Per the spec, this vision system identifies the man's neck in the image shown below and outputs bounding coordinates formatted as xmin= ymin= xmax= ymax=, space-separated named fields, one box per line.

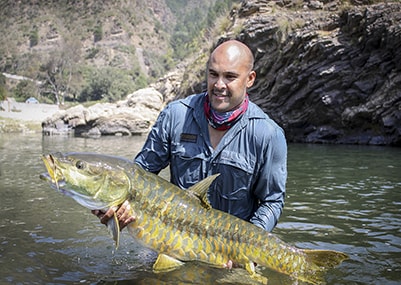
xmin=208 ymin=124 xmax=227 ymax=149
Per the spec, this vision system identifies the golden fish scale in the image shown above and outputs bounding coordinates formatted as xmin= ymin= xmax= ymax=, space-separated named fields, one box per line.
xmin=126 ymin=165 xmax=315 ymax=276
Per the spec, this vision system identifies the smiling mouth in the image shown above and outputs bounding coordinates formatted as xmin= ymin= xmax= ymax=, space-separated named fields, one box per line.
xmin=212 ymin=91 xmax=229 ymax=98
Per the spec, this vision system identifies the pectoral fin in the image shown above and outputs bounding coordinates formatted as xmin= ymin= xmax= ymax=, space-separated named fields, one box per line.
xmin=106 ymin=212 xmax=120 ymax=249
xmin=153 ymin=253 xmax=184 ymax=273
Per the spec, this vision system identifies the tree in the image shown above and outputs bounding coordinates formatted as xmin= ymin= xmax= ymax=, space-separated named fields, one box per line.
xmin=39 ymin=36 xmax=82 ymax=105
xmin=78 ymin=67 xmax=142 ymax=102
xmin=93 ymin=23 xmax=103 ymax=43
xmin=29 ymin=28 xmax=39 ymax=47
xmin=13 ymin=80 xmax=38 ymax=102
xmin=0 ymin=73 xmax=7 ymax=101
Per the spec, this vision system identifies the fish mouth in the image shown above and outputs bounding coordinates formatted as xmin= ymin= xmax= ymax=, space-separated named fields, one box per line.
xmin=40 ymin=154 xmax=65 ymax=190
xmin=41 ymin=154 xmax=56 ymax=179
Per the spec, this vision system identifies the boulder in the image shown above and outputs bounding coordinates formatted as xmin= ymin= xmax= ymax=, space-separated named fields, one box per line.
xmin=42 ymin=87 xmax=163 ymax=136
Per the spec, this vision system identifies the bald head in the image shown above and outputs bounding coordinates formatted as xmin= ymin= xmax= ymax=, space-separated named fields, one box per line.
xmin=209 ymin=40 xmax=254 ymax=72
xmin=206 ymin=40 xmax=256 ymax=113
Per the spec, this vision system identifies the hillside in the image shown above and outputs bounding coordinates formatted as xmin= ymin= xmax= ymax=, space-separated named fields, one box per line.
xmin=0 ymin=0 xmax=238 ymax=103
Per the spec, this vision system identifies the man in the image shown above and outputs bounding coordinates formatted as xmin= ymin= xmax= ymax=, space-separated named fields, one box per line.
xmin=94 ymin=40 xmax=287 ymax=232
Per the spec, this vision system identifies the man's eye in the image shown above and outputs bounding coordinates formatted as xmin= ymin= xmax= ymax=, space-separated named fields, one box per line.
xmin=76 ymin=160 xmax=85 ymax=170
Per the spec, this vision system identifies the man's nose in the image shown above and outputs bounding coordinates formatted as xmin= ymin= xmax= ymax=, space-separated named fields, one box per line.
xmin=214 ymin=77 xmax=227 ymax=89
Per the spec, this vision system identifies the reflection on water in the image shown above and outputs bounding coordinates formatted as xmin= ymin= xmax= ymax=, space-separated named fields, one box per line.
xmin=0 ymin=134 xmax=400 ymax=284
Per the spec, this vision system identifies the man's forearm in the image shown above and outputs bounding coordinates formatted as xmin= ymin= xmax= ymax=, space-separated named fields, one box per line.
xmin=250 ymin=202 xmax=283 ymax=232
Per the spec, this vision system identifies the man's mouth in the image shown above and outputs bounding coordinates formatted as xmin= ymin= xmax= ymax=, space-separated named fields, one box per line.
xmin=212 ymin=91 xmax=228 ymax=98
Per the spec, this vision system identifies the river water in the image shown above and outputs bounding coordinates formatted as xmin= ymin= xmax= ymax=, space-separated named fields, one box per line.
xmin=0 ymin=133 xmax=400 ymax=285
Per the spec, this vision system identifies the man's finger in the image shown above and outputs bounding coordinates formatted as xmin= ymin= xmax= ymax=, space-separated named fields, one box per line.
xmin=124 ymin=216 xmax=135 ymax=226
xmin=100 ymin=206 xmax=118 ymax=225
xmin=116 ymin=200 xmax=129 ymax=218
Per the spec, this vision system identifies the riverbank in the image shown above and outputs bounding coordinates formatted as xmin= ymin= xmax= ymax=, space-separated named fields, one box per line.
xmin=0 ymin=117 xmax=43 ymax=133
xmin=0 ymin=99 xmax=60 ymax=133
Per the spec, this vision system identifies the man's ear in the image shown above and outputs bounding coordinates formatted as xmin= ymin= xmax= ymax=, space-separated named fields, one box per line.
xmin=246 ymin=71 xmax=256 ymax=88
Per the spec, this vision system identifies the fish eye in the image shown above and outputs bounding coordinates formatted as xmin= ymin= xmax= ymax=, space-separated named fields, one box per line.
xmin=75 ymin=160 xmax=86 ymax=170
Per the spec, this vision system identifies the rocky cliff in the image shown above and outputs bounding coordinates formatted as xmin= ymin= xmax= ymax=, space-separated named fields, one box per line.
xmin=160 ymin=0 xmax=400 ymax=146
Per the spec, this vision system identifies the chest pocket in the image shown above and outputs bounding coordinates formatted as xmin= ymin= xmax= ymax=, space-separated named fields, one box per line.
xmin=219 ymin=149 xmax=255 ymax=175
xmin=170 ymin=142 xmax=207 ymax=187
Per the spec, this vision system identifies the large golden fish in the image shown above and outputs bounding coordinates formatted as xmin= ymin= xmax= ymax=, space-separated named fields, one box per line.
xmin=40 ymin=152 xmax=348 ymax=284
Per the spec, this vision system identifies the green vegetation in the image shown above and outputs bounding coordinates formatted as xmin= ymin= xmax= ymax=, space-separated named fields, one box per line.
xmin=29 ymin=28 xmax=39 ymax=47
xmin=0 ymin=74 xmax=7 ymax=101
xmin=0 ymin=117 xmax=42 ymax=133
xmin=93 ymin=23 xmax=103 ymax=43
xmin=13 ymin=80 xmax=38 ymax=102
xmin=168 ymin=0 xmax=238 ymax=61
xmin=78 ymin=67 xmax=146 ymax=102
xmin=0 ymin=0 xmax=240 ymax=104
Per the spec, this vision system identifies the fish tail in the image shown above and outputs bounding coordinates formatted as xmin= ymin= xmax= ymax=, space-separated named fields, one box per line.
xmin=303 ymin=249 xmax=348 ymax=269
xmin=299 ymin=249 xmax=349 ymax=285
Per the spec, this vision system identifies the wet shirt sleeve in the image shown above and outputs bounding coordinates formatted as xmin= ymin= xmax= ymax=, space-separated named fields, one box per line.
xmin=250 ymin=127 xmax=287 ymax=232
xmin=134 ymin=107 xmax=172 ymax=174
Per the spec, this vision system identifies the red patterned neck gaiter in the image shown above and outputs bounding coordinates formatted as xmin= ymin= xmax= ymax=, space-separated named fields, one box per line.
xmin=203 ymin=93 xmax=249 ymax=131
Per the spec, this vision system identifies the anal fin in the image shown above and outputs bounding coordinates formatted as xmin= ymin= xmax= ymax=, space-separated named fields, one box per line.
xmin=153 ymin=253 xmax=184 ymax=273
xmin=239 ymin=254 xmax=268 ymax=285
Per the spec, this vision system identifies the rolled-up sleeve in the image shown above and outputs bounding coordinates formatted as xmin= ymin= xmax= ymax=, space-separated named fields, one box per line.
xmin=250 ymin=127 xmax=287 ymax=232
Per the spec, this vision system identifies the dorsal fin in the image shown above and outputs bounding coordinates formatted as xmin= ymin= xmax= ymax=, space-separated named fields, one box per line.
xmin=188 ymin=173 xmax=220 ymax=209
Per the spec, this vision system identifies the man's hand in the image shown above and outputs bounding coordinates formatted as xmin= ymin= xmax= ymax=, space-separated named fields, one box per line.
xmin=91 ymin=200 xmax=135 ymax=230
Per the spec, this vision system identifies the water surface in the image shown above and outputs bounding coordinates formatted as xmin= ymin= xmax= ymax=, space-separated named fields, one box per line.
xmin=0 ymin=134 xmax=400 ymax=284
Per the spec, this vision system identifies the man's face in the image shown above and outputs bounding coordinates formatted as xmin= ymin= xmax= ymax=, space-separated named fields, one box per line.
xmin=207 ymin=46 xmax=256 ymax=113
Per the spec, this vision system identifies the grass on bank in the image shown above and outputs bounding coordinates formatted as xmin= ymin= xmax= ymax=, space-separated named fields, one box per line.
xmin=0 ymin=117 xmax=42 ymax=133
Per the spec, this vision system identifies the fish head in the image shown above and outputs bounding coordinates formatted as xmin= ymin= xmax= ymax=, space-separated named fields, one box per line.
xmin=41 ymin=152 xmax=132 ymax=210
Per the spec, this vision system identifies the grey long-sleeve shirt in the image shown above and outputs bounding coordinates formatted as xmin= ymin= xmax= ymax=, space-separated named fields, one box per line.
xmin=135 ymin=93 xmax=287 ymax=232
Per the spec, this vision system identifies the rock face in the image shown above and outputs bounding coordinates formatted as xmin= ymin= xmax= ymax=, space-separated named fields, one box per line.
xmin=42 ymin=88 xmax=163 ymax=136
xmin=166 ymin=0 xmax=401 ymax=146
xmin=244 ymin=1 xmax=401 ymax=146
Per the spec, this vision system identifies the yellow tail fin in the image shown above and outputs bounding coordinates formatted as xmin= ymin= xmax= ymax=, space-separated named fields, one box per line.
xmin=303 ymin=249 xmax=348 ymax=269
xmin=297 ymin=249 xmax=348 ymax=284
